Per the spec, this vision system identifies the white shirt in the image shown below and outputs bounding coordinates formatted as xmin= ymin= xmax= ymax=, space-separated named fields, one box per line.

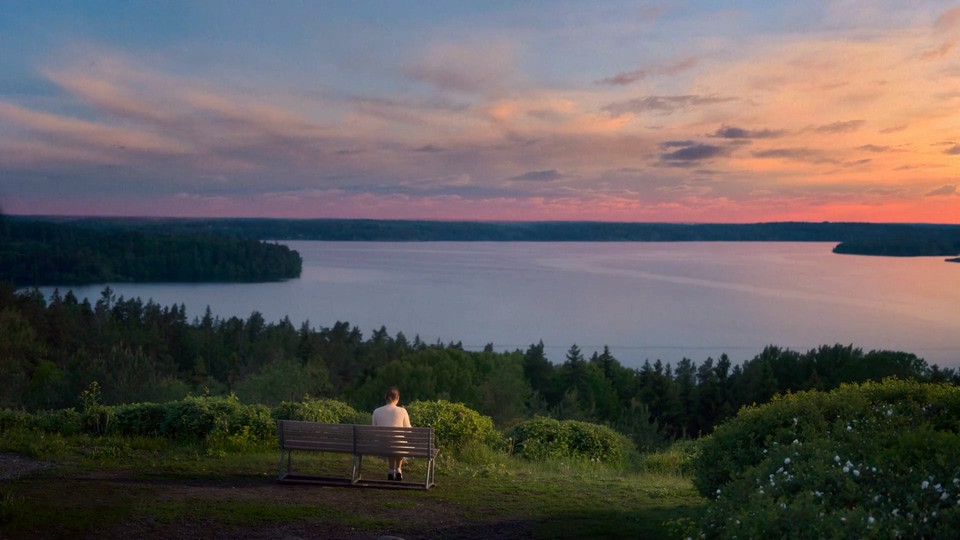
xmin=372 ymin=402 xmax=411 ymax=428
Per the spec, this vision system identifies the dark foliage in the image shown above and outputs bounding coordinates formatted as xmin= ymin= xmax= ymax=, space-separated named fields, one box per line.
xmin=9 ymin=216 xmax=960 ymax=254
xmin=0 ymin=218 xmax=301 ymax=286
xmin=1 ymin=287 xmax=956 ymax=445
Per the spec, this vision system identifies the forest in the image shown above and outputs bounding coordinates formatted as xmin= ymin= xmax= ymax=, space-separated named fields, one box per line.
xmin=2 ymin=285 xmax=956 ymax=449
xmin=10 ymin=215 xmax=960 ymax=258
xmin=0 ymin=215 xmax=302 ymax=286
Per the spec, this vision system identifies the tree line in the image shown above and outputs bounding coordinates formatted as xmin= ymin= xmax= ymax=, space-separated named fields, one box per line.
xmin=9 ymin=215 xmax=960 ymax=256
xmin=0 ymin=217 xmax=302 ymax=286
xmin=1 ymin=286 xmax=956 ymax=449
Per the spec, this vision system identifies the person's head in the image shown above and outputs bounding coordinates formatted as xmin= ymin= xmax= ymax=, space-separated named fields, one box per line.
xmin=384 ymin=386 xmax=400 ymax=404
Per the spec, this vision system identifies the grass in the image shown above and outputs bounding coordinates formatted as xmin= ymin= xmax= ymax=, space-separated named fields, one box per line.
xmin=0 ymin=432 xmax=704 ymax=539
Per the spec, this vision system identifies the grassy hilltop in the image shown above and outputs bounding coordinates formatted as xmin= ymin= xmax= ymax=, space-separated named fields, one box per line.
xmin=2 ymin=378 xmax=959 ymax=539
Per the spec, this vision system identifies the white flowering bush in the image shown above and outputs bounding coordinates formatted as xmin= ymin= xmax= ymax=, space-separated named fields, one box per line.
xmin=688 ymin=379 xmax=960 ymax=538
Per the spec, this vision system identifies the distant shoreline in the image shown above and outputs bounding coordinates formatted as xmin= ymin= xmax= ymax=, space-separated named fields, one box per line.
xmin=6 ymin=215 xmax=960 ymax=263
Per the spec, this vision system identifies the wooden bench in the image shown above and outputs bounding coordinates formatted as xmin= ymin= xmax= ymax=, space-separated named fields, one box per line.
xmin=276 ymin=420 xmax=439 ymax=490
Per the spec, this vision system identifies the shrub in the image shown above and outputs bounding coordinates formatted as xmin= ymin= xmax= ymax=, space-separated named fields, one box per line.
xmin=160 ymin=395 xmax=274 ymax=442
xmin=636 ymin=438 xmax=701 ymax=476
xmin=109 ymin=395 xmax=274 ymax=443
xmin=33 ymin=408 xmax=82 ymax=435
xmin=272 ymin=398 xmax=359 ymax=424
xmin=111 ymin=402 xmax=169 ymax=438
xmin=689 ymin=379 xmax=960 ymax=538
xmin=406 ymin=400 xmax=501 ymax=452
xmin=509 ymin=417 xmax=631 ymax=465
xmin=0 ymin=409 xmax=35 ymax=433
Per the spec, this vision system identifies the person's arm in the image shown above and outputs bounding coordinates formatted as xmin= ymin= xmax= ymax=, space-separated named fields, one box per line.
xmin=402 ymin=408 xmax=411 ymax=428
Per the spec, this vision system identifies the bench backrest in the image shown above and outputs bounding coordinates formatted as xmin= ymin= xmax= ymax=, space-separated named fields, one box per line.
xmin=354 ymin=425 xmax=437 ymax=458
xmin=277 ymin=420 xmax=437 ymax=458
xmin=278 ymin=420 xmax=355 ymax=453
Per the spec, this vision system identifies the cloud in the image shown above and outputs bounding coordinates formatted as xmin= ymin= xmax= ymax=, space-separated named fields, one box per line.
xmin=709 ymin=125 xmax=786 ymax=139
xmin=406 ymin=41 xmax=517 ymax=95
xmin=508 ymin=169 xmax=563 ymax=182
xmin=660 ymin=143 xmax=727 ymax=163
xmin=934 ymin=7 xmax=960 ymax=30
xmin=946 ymin=145 xmax=960 ymax=155
xmin=926 ymin=184 xmax=957 ymax=196
xmin=879 ymin=124 xmax=908 ymax=134
xmin=856 ymin=144 xmax=890 ymax=152
xmin=603 ymin=94 xmax=737 ymax=116
xmin=752 ymin=148 xmax=838 ymax=164
xmin=921 ymin=39 xmax=957 ymax=60
xmin=660 ymin=140 xmax=697 ymax=148
xmin=813 ymin=120 xmax=865 ymax=133
xmin=0 ymin=102 xmax=190 ymax=154
xmin=414 ymin=144 xmax=444 ymax=153
xmin=596 ymin=57 xmax=697 ymax=86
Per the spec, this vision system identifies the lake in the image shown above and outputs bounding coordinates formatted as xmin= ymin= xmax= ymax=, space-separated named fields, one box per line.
xmin=37 ymin=242 xmax=960 ymax=368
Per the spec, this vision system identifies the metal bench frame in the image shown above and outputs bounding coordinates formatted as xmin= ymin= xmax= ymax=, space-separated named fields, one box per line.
xmin=277 ymin=420 xmax=438 ymax=490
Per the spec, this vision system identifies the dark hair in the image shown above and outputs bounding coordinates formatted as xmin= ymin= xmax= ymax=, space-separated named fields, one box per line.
xmin=385 ymin=386 xmax=400 ymax=403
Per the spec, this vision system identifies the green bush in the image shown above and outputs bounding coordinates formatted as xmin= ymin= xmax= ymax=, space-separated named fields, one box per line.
xmin=509 ymin=417 xmax=631 ymax=465
xmin=636 ymin=438 xmax=701 ymax=476
xmin=689 ymin=379 xmax=960 ymax=538
xmin=272 ymin=398 xmax=359 ymax=424
xmin=0 ymin=409 xmax=35 ymax=433
xmin=162 ymin=395 xmax=274 ymax=442
xmin=108 ymin=395 xmax=274 ymax=443
xmin=111 ymin=402 xmax=169 ymax=438
xmin=33 ymin=408 xmax=82 ymax=435
xmin=406 ymin=400 xmax=501 ymax=452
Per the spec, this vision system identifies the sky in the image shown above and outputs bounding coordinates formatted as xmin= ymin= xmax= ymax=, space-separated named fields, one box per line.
xmin=1 ymin=1 xmax=958 ymax=223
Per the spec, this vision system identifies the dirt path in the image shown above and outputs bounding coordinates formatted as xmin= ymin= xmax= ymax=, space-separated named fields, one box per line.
xmin=6 ymin=464 xmax=537 ymax=539
xmin=0 ymin=453 xmax=55 ymax=480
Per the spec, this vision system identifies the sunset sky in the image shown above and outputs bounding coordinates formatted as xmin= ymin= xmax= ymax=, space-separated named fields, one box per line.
xmin=1 ymin=1 xmax=958 ymax=222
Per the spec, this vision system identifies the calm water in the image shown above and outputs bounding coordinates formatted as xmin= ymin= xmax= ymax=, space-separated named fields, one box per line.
xmin=38 ymin=242 xmax=960 ymax=368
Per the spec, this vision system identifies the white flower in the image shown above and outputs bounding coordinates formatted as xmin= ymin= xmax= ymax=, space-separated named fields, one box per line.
xmin=868 ymin=516 xmax=875 ymax=525
xmin=922 ymin=480 xmax=930 ymax=489
xmin=846 ymin=425 xmax=852 ymax=431
xmin=892 ymin=509 xmax=899 ymax=516
xmin=935 ymin=483 xmax=943 ymax=492
xmin=941 ymin=492 xmax=949 ymax=501
xmin=843 ymin=466 xmax=850 ymax=473
xmin=853 ymin=469 xmax=860 ymax=477
xmin=834 ymin=455 xmax=841 ymax=462
xmin=792 ymin=439 xmax=799 ymax=445
xmin=784 ymin=457 xmax=791 ymax=465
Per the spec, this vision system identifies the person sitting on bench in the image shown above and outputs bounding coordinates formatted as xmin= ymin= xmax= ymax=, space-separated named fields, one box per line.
xmin=372 ymin=386 xmax=412 ymax=481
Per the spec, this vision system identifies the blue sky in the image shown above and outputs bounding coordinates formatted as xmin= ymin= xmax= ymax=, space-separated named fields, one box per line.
xmin=1 ymin=1 xmax=958 ymax=221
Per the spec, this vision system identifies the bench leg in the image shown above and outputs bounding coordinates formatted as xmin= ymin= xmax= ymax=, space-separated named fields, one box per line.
xmin=352 ymin=454 xmax=364 ymax=484
xmin=277 ymin=449 xmax=285 ymax=480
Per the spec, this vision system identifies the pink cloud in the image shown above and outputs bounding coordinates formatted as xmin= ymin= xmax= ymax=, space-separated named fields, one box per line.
xmin=0 ymin=102 xmax=190 ymax=154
